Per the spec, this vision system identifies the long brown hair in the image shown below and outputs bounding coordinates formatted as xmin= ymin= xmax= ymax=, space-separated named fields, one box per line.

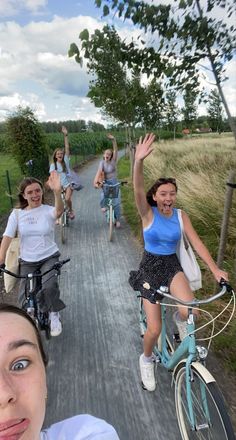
xmin=0 ymin=303 xmax=48 ymax=367
xmin=17 ymin=177 xmax=44 ymax=209
xmin=146 ymin=178 xmax=178 ymax=206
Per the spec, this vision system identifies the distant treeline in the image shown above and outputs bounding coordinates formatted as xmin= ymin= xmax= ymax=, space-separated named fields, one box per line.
xmin=0 ymin=119 xmax=106 ymax=134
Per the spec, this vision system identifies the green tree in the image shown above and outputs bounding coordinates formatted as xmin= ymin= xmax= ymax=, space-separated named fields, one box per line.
xmin=207 ymin=89 xmax=224 ymax=133
xmin=182 ymin=88 xmax=198 ymax=130
xmin=69 ymin=26 xmax=147 ymax=140
xmin=164 ymin=90 xmax=180 ymax=139
xmin=6 ymin=107 xmax=49 ymax=182
xmin=93 ymin=0 xmax=236 ymax=140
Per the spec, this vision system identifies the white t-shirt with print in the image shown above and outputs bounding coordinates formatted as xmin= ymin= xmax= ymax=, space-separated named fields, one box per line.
xmin=3 ymin=205 xmax=58 ymax=262
xmin=40 ymin=415 xmax=120 ymax=440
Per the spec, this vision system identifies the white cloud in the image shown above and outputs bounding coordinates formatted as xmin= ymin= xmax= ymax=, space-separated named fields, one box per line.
xmin=0 ymin=3 xmax=235 ymax=123
xmin=0 ymin=92 xmax=46 ymax=120
xmin=0 ymin=0 xmax=47 ymax=17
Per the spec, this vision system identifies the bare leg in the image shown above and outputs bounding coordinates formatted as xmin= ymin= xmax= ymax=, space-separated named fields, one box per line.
xmin=143 ymin=299 xmax=161 ymax=357
xmin=170 ymin=271 xmax=199 ymax=319
xmin=65 ymin=186 xmax=73 ymax=212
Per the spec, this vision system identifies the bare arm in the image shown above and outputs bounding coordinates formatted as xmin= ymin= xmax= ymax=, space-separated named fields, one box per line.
xmin=133 ymin=133 xmax=156 ymax=225
xmin=93 ymin=165 xmax=103 ymax=188
xmin=0 ymin=236 xmax=13 ymax=264
xmin=46 ymin=171 xmax=64 ymax=218
xmin=182 ymin=210 xmax=228 ymax=282
xmin=61 ymin=125 xmax=70 ymax=157
xmin=107 ymin=133 xmax=118 ymax=162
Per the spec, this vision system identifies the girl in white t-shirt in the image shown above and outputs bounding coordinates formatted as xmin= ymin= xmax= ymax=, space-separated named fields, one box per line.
xmin=49 ymin=125 xmax=75 ymax=220
xmin=0 ymin=172 xmax=66 ymax=337
xmin=0 ymin=304 xmax=120 ymax=440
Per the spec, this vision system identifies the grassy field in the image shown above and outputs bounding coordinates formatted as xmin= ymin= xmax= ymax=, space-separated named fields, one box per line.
xmin=118 ymin=134 xmax=236 ymax=371
xmin=0 ymin=155 xmax=22 ymax=214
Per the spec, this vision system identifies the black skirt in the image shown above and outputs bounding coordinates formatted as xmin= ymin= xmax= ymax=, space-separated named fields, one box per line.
xmin=129 ymin=250 xmax=183 ymax=301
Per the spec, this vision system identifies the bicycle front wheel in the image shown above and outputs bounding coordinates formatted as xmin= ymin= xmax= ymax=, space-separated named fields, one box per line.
xmin=60 ymin=212 xmax=67 ymax=244
xmin=109 ymin=204 xmax=113 ymax=241
xmin=175 ymin=362 xmax=235 ymax=440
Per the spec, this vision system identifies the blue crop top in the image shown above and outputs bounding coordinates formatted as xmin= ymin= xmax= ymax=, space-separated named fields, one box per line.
xmin=143 ymin=207 xmax=181 ymax=255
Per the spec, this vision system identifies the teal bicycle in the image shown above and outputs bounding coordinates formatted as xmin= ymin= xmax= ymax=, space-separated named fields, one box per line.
xmin=102 ymin=181 xmax=127 ymax=241
xmin=139 ymin=280 xmax=235 ymax=439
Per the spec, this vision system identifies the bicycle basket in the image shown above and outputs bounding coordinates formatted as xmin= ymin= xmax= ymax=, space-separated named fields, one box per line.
xmin=103 ymin=184 xmax=119 ymax=199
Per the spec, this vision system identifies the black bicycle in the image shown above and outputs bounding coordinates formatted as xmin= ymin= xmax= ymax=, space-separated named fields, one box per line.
xmin=0 ymin=258 xmax=70 ymax=339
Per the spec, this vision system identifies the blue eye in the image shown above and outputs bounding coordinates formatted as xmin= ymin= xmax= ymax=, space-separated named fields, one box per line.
xmin=11 ymin=359 xmax=30 ymax=371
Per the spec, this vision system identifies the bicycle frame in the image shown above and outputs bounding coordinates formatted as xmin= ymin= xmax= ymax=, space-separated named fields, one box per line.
xmin=139 ymin=282 xmax=235 ymax=435
xmin=156 ymin=304 xmax=199 ymax=430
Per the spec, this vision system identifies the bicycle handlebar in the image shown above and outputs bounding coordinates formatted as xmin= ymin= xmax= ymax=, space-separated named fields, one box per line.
xmin=142 ymin=279 xmax=234 ymax=306
xmin=96 ymin=180 xmax=128 ymax=187
xmin=0 ymin=258 xmax=70 ymax=280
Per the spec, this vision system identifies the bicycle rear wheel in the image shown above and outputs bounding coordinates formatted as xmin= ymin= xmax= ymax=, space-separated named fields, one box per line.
xmin=109 ymin=204 xmax=113 ymax=241
xmin=175 ymin=362 xmax=235 ymax=440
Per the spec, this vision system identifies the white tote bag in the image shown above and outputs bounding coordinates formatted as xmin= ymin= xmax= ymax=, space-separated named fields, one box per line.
xmin=176 ymin=209 xmax=202 ymax=291
xmin=4 ymin=209 xmax=20 ymax=293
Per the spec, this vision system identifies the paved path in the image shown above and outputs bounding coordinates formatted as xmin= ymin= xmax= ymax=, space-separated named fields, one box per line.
xmin=43 ymin=156 xmax=182 ymax=439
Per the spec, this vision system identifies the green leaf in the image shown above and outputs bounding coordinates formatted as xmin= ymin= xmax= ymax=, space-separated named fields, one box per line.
xmin=103 ymin=5 xmax=110 ymax=16
xmin=95 ymin=0 xmax=102 ymax=7
xmin=68 ymin=43 xmax=79 ymax=57
xmin=75 ymin=54 xmax=83 ymax=67
xmin=79 ymin=29 xmax=89 ymax=41
xmin=179 ymin=0 xmax=186 ymax=8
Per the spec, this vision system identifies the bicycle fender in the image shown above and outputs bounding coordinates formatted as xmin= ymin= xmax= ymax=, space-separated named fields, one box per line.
xmin=173 ymin=360 xmax=216 ymax=384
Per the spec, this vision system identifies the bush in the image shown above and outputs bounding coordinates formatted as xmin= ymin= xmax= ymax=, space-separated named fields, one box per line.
xmin=6 ymin=107 xmax=49 ymax=182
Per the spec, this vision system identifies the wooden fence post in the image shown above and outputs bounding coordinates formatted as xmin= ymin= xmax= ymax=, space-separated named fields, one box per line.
xmin=217 ymin=170 xmax=236 ymax=273
xmin=5 ymin=170 xmax=13 ymax=208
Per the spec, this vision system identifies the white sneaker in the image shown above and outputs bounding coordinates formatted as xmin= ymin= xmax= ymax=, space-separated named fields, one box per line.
xmin=50 ymin=312 xmax=62 ymax=337
xmin=139 ymin=354 xmax=156 ymax=391
xmin=173 ymin=311 xmax=188 ymax=341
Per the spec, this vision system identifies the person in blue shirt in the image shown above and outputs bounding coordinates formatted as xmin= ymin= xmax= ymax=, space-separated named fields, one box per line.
xmin=129 ymin=133 xmax=228 ymax=392
xmin=0 ymin=303 xmax=120 ymax=440
xmin=50 ymin=126 xmax=75 ymax=220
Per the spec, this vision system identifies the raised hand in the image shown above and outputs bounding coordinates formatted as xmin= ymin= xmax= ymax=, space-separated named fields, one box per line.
xmin=61 ymin=125 xmax=68 ymax=136
xmin=47 ymin=170 xmax=61 ymax=193
xmin=107 ymin=133 xmax=115 ymax=141
xmin=135 ymin=133 xmax=156 ymax=161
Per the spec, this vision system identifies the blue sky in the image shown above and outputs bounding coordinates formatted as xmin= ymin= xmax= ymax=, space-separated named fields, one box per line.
xmin=0 ymin=0 xmax=235 ymax=125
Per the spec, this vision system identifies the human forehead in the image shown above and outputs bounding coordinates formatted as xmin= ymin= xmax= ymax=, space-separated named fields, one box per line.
xmin=24 ymin=182 xmax=42 ymax=194
xmin=56 ymin=149 xmax=64 ymax=154
xmin=156 ymin=183 xmax=177 ymax=193
xmin=0 ymin=313 xmax=39 ymax=351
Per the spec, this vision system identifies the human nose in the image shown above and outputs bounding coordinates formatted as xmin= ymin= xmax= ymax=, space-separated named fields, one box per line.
xmin=0 ymin=372 xmax=17 ymax=408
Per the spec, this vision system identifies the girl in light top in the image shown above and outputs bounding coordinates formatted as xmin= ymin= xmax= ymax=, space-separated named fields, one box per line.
xmin=0 ymin=172 xmax=65 ymax=337
xmin=0 ymin=303 xmax=120 ymax=440
xmin=93 ymin=134 xmax=121 ymax=228
xmin=50 ymin=125 xmax=75 ymax=220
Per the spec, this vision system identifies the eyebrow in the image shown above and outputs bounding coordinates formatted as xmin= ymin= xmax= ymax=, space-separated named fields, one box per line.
xmin=8 ymin=339 xmax=38 ymax=351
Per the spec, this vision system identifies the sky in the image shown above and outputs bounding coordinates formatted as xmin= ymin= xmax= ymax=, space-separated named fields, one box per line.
xmin=0 ymin=0 xmax=235 ymax=125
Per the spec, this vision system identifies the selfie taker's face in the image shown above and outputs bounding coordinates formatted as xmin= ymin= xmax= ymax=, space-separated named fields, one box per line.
xmin=0 ymin=313 xmax=47 ymax=440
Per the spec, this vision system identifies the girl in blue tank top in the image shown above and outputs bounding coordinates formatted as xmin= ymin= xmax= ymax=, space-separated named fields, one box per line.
xmin=129 ymin=133 xmax=228 ymax=392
